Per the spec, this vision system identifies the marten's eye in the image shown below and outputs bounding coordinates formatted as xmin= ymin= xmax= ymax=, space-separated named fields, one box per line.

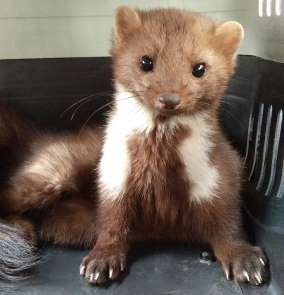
xmin=140 ymin=55 xmax=154 ymax=72
xmin=192 ymin=63 xmax=206 ymax=78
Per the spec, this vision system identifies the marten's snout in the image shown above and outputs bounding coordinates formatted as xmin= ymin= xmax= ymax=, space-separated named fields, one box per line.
xmin=158 ymin=93 xmax=180 ymax=110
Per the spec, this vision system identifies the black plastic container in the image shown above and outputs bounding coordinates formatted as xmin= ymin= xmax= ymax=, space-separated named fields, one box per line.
xmin=0 ymin=55 xmax=283 ymax=295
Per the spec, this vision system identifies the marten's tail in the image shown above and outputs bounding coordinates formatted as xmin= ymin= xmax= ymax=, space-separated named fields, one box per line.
xmin=0 ymin=104 xmax=39 ymax=280
xmin=0 ymin=221 xmax=39 ymax=280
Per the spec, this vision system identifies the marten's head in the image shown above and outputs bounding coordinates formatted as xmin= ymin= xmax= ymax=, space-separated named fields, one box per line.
xmin=111 ymin=7 xmax=244 ymax=118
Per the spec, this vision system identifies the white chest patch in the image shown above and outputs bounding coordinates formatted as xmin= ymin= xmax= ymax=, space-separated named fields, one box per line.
xmin=98 ymin=84 xmax=154 ymax=201
xmin=178 ymin=114 xmax=220 ymax=203
xmin=99 ymin=84 xmax=220 ymax=203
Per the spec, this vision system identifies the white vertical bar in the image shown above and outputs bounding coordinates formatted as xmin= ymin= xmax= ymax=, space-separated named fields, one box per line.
xmin=275 ymin=0 xmax=282 ymax=15
xmin=275 ymin=162 xmax=284 ymax=199
xmin=256 ymin=105 xmax=273 ymax=190
xmin=267 ymin=0 xmax=273 ymax=16
xmin=249 ymin=104 xmax=264 ymax=181
xmin=244 ymin=107 xmax=255 ymax=163
xmin=265 ymin=109 xmax=283 ymax=196
xmin=259 ymin=0 xmax=264 ymax=16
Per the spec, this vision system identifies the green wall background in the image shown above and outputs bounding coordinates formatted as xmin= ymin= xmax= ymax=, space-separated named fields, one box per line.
xmin=0 ymin=0 xmax=282 ymax=61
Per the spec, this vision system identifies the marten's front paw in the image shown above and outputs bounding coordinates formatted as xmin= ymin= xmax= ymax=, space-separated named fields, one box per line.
xmin=80 ymin=247 xmax=126 ymax=285
xmin=222 ymin=245 xmax=269 ymax=285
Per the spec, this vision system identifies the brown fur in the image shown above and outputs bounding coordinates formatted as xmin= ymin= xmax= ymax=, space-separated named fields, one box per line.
xmin=0 ymin=7 xmax=268 ymax=286
xmin=0 ymin=112 xmax=103 ymax=247
xmin=39 ymin=196 xmax=97 ymax=248
xmin=83 ymin=117 xmax=250 ymax=284
xmin=1 ymin=127 xmax=103 ymax=215
xmin=81 ymin=7 xmax=267 ymax=286
xmin=111 ymin=9 xmax=238 ymax=117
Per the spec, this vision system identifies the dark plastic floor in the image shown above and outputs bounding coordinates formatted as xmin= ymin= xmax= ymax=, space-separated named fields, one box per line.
xmin=1 ymin=245 xmax=270 ymax=295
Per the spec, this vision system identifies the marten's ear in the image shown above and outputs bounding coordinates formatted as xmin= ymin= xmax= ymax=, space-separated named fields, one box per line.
xmin=214 ymin=21 xmax=244 ymax=56
xmin=113 ymin=6 xmax=141 ymax=44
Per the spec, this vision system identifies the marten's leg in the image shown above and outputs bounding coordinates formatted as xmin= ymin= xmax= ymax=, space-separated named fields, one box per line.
xmin=38 ymin=196 xmax=97 ymax=248
xmin=1 ymin=128 xmax=103 ymax=215
xmin=199 ymin=198 xmax=269 ymax=285
xmin=80 ymin=199 xmax=130 ymax=285
xmin=212 ymin=239 xmax=268 ymax=285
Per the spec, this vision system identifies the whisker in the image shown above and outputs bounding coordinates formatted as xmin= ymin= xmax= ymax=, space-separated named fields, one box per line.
xmin=79 ymin=95 xmax=139 ymax=132
xmin=73 ymin=94 xmax=141 ymax=121
xmin=79 ymin=101 xmax=114 ymax=132
xmin=62 ymin=90 xmax=143 ymax=119
xmin=70 ymin=98 xmax=101 ymax=120
xmin=69 ymin=96 xmax=108 ymax=121
xmin=60 ymin=90 xmax=117 ymax=118
xmin=61 ymin=93 xmax=97 ymax=118
xmin=63 ymin=89 xmax=146 ymax=115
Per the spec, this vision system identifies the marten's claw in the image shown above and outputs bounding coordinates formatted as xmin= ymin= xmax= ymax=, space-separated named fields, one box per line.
xmin=79 ymin=264 xmax=86 ymax=276
xmin=80 ymin=248 xmax=126 ymax=285
xmin=221 ymin=245 xmax=269 ymax=286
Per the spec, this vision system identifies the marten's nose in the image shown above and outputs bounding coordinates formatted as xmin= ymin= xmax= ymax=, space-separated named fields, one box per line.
xmin=158 ymin=93 xmax=180 ymax=110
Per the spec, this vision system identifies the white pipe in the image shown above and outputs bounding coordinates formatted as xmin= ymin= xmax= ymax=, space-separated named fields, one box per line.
xmin=266 ymin=0 xmax=272 ymax=16
xmin=259 ymin=0 xmax=264 ymax=17
xmin=275 ymin=0 xmax=282 ymax=15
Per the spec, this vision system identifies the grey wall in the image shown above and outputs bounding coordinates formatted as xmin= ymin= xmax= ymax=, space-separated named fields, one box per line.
xmin=0 ymin=0 xmax=282 ymax=61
